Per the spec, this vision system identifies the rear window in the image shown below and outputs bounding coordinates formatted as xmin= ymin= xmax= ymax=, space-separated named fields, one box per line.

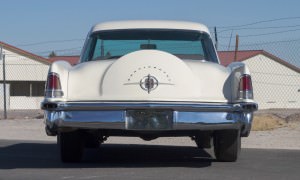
xmin=81 ymin=29 xmax=218 ymax=63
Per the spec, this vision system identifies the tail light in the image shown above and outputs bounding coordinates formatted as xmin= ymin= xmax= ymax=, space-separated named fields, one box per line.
xmin=238 ymin=74 xmax=253 ymax=100
xmin=45 ymin=73 xmax=64 ymax=98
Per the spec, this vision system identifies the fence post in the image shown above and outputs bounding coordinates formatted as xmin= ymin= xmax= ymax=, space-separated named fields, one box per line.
xmin=0 ymin=47 xmax=7 ymax=119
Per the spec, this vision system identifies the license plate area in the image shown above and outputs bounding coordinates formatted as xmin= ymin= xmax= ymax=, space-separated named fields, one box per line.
xmin=126 ymin=109 xmax=173 ymax=130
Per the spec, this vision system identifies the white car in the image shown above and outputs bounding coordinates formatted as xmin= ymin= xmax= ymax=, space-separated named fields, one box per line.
xmin=41 ymin=20 xmax=257 ymax=162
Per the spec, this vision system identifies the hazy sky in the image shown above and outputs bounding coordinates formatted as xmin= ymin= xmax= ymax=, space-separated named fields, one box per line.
xmin=1 ymin=0 xmax=300 ymax=57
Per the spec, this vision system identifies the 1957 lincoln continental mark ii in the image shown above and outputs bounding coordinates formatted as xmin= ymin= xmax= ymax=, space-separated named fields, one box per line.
xmin=41 ymin=20 xmax=258 ymax=162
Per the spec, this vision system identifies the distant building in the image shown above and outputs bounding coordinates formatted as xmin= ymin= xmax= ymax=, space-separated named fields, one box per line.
xmin=0 ymin=41 xmax=50 ymax=109
xmin=0 ymin=41 xmax=299 ymax=109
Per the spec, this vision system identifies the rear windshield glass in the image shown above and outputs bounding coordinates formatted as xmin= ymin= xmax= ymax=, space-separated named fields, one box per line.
xmin=81 ymin=29 xmax=218 ymax=62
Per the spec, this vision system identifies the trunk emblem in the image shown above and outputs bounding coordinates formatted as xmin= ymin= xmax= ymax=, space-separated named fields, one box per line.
xmin=140 ymin=74 xmax=158 ymax=94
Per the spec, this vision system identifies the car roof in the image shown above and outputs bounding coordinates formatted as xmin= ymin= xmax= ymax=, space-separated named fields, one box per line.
xmin=91 ymin=20 xmax=210 ymax=34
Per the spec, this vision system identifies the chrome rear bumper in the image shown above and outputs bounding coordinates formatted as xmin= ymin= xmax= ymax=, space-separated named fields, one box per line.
xmin=42 ymin=101 xmax=258 ymax=137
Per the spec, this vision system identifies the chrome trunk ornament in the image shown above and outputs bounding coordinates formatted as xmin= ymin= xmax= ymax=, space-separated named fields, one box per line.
xmin=140 ymin=74 xmax=158 ymax=94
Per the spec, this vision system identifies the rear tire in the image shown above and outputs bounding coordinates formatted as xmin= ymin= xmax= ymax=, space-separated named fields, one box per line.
xmin=194 ymin=132 xmax=212 ymax=149
xmin=84 ymin=133 xmax=100 ymax=148
xmin=58 ymin=131 xmax=84 ymax=163
xmin=213 ymin=130 xmax=241 ymax=162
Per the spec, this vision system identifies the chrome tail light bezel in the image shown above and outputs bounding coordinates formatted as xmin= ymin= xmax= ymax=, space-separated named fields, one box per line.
xmin=238 ymin=74 xmax=253 ymax=100
xmin=45 ymin=72 xmax=64 ymax=98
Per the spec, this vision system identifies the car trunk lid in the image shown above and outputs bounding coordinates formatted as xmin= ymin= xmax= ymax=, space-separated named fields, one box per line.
xmin=67 ymin=50 xmax=231 ymax=102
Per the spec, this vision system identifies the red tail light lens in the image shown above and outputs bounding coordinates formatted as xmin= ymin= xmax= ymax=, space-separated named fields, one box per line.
xmin=238 ymin=75 xmax=253 ymax=100
xmin=239 ymin=75 xmax=252 ymax=91
xmin=45 ymin=73 xmax=63 ymax=98
xmin=46 ymin=73 xmax=62 ymax=90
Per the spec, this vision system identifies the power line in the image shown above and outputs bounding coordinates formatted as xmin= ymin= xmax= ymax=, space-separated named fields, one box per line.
xmin=219 ymin=28 xmax=300 ymax=38
xmin=218 ymin=38 xmax=300 ymax=47
xmin=240 ymin=38 xmax=300 ymax=46
xmin=217 ymin=16 xmax=300 ymax=29
xmin=10 ymin=17 xmax=300 ymax=47
xmin=17 ymin=39 xmax=85 ymax=47
xmin=218 ymin=24 xmax=300 ymax=33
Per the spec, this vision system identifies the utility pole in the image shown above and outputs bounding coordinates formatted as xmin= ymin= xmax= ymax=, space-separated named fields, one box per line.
xmin=234 ymin=34 xmax=239 ymax=61
xmin=214 ymin=27 xmax=218 ymax=50
xmin=0 ymin=46 xmax=7 ymax=119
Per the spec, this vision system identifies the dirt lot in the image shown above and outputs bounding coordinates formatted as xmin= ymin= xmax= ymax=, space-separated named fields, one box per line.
xmin=252 ymin=109 xmax=300 ymax=130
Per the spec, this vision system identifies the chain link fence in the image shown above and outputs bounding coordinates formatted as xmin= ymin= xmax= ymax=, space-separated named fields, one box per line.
xmin=1 ymin=38 xmax=300 ymax=119
xmin=218 ymin=38 xmax=300 ymax=109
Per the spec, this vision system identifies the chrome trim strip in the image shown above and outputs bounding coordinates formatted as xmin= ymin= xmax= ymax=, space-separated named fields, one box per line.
xmin=42 ymin=101 xmax=258 ymax=112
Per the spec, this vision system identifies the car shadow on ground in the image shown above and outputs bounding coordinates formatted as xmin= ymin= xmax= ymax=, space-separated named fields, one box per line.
xmin=0 ymin=140 xmax=214 ymax=169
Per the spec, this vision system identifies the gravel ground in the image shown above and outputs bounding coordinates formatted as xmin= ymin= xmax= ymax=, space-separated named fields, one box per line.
xmin=0 ymin=111 xmax=299 ymax=149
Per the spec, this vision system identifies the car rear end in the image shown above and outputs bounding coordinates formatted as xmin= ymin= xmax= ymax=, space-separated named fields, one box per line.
xmin=41 ymin=21 xmax=257 ymax=162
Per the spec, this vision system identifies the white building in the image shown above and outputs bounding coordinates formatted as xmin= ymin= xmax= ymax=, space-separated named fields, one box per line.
xmin=0 ymin=41 xmax=50 ymax=109
xmin=218 ymin=50 xmax=300 ymax=109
